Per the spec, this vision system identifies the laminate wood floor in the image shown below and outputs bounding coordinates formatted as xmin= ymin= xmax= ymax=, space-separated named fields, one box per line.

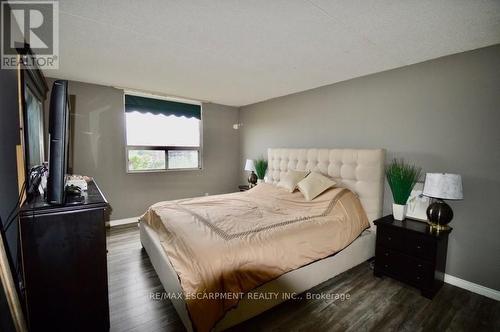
xmin=107 ymin=224 xmax=500 ymax=332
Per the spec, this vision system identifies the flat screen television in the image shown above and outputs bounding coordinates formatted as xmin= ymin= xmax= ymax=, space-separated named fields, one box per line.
xmin=47 ymin=80 xmax=70 ymax=205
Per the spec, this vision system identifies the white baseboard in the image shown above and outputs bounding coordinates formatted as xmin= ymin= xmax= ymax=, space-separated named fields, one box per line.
xmin=444 ymin=274 xmax=500 ymax=301
xmin=108 ymin=217 xmax=139 ymax=228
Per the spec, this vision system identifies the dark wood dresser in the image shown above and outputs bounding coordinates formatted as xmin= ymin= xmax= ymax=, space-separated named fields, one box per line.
xmin=19 ymin=181 xmax=109 ymax=331
xmin=373 ymin=215 xmax=451 ymax=299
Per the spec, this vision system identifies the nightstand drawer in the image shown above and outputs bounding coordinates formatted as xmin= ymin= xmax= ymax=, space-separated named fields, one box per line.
xmin=406 ymin=233 xmax=436 ymax=261
xmin=405 ymin=254 xmax=433 ymax=287
xmin=376 ymin=226 xmax=405 ymax=250
xmin=375 ymin=246 xmax=434 ymax=288
xmin=375 ymin=246 xmax=407 ymax=280
xmin=377 ymin=226 xmax=436 ymax=261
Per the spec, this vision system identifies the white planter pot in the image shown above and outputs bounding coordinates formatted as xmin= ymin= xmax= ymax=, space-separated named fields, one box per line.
xmin=257 ymin=179 xmax=264 ymax=184
xmin=392 ymin=203 xmax=407 ymax=221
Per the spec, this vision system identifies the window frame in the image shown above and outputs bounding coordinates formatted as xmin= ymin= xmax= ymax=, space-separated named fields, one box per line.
xmin=123 ymin=92 xmax=203 ymax=173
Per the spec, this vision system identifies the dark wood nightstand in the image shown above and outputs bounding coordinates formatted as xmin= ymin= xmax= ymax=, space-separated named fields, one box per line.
xmin=238 ymin=185 xmax=250 ymax=191
xmin=373 ymin=215 xmax=452 ymax=299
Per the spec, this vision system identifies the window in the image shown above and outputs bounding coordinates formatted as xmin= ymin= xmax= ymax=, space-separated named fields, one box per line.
xmin=124 ymin=93 xmax=202 ymax=172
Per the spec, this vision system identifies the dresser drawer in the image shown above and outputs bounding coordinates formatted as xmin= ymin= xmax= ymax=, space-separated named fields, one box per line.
xmin=377 ymin=225 xmax=436 ymax=261
xmin=406 ymin=233 xmax=436 ymax=261
xmin=406 ymin=254 xmax=433 ymax=287
xmin=375 ymin=245 xmax=402 ymax=274
xmin=376 ymin=226 xmax=405 ymax=250
xmin=375 ymin=245 xmax=434 ymax=288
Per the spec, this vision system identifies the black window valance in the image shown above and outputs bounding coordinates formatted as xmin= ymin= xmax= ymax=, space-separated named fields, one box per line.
xmin=125 ymin=94 xmax=201 ymax=120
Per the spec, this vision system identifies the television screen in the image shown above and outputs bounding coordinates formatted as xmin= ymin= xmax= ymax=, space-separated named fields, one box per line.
xmin=46 ymin=80 xmax=70 ymax=205
xmin=24 ymin=86 xmax=45 ymax=170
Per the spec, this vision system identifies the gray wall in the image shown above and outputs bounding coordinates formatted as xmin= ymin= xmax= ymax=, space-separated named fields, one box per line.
xmin=46 ymin=79 xmax=240 ymax=220
xmin=239 ymin=44 xmax=500 ymax=290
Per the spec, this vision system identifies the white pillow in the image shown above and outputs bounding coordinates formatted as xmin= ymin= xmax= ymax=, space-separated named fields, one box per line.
xmin=277 ymin=170 xmax=309 ymax=193
xmin=297 ymin=172 xmax=337 ymax=201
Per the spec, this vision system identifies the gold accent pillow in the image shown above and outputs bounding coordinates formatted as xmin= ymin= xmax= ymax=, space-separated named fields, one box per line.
xmin=297 ymin=172 xmax=337 ymax=201
xmin=277 ymin=170 xmax=310 ymax=193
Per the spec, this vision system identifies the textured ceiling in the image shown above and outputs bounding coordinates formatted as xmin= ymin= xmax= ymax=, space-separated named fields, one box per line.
xmin=45 ymin=0 xmax=500 ymax=106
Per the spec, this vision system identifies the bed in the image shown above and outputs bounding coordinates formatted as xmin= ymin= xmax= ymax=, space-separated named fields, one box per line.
xmin=139 ymin=148 xmax=385 ymax=331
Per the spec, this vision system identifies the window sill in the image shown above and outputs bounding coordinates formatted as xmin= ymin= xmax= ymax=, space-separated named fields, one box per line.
xmin=126 ymin=167 xmax=202 ymax=174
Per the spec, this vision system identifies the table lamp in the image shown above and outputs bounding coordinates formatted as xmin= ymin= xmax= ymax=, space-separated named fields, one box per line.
xmin=244 ymin=159 xmax=257 ymax=187
xmin=423 ymin=173 xmax=463 ymax=231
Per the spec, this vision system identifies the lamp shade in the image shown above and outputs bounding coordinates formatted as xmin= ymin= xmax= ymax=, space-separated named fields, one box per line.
xmin=423 ymin=173 xmax=463 ymax=200
xmin=244 ymin=159 xmax=255 ymax=172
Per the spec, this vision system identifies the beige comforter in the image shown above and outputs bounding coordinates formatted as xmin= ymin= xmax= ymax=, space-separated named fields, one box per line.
xmin=140 ymin=183 xmax=369 ymax=332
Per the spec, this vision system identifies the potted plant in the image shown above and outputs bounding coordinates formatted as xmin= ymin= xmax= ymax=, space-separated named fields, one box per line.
xmin=386 ymin=159 xmax=421 ymax=220
xmin=254 ymin=158 xmax=268 ymax=184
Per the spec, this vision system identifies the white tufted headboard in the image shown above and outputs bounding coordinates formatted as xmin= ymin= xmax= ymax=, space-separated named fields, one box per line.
xmin=267 ymin=148 xmax=386 ymax=227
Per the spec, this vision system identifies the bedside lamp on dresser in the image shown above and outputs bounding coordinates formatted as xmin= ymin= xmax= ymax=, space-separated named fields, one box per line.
xmin=244 ymin=159 xmax=257 ymax=187
xmin=423 ymin=173 xmax=463 ymax=231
